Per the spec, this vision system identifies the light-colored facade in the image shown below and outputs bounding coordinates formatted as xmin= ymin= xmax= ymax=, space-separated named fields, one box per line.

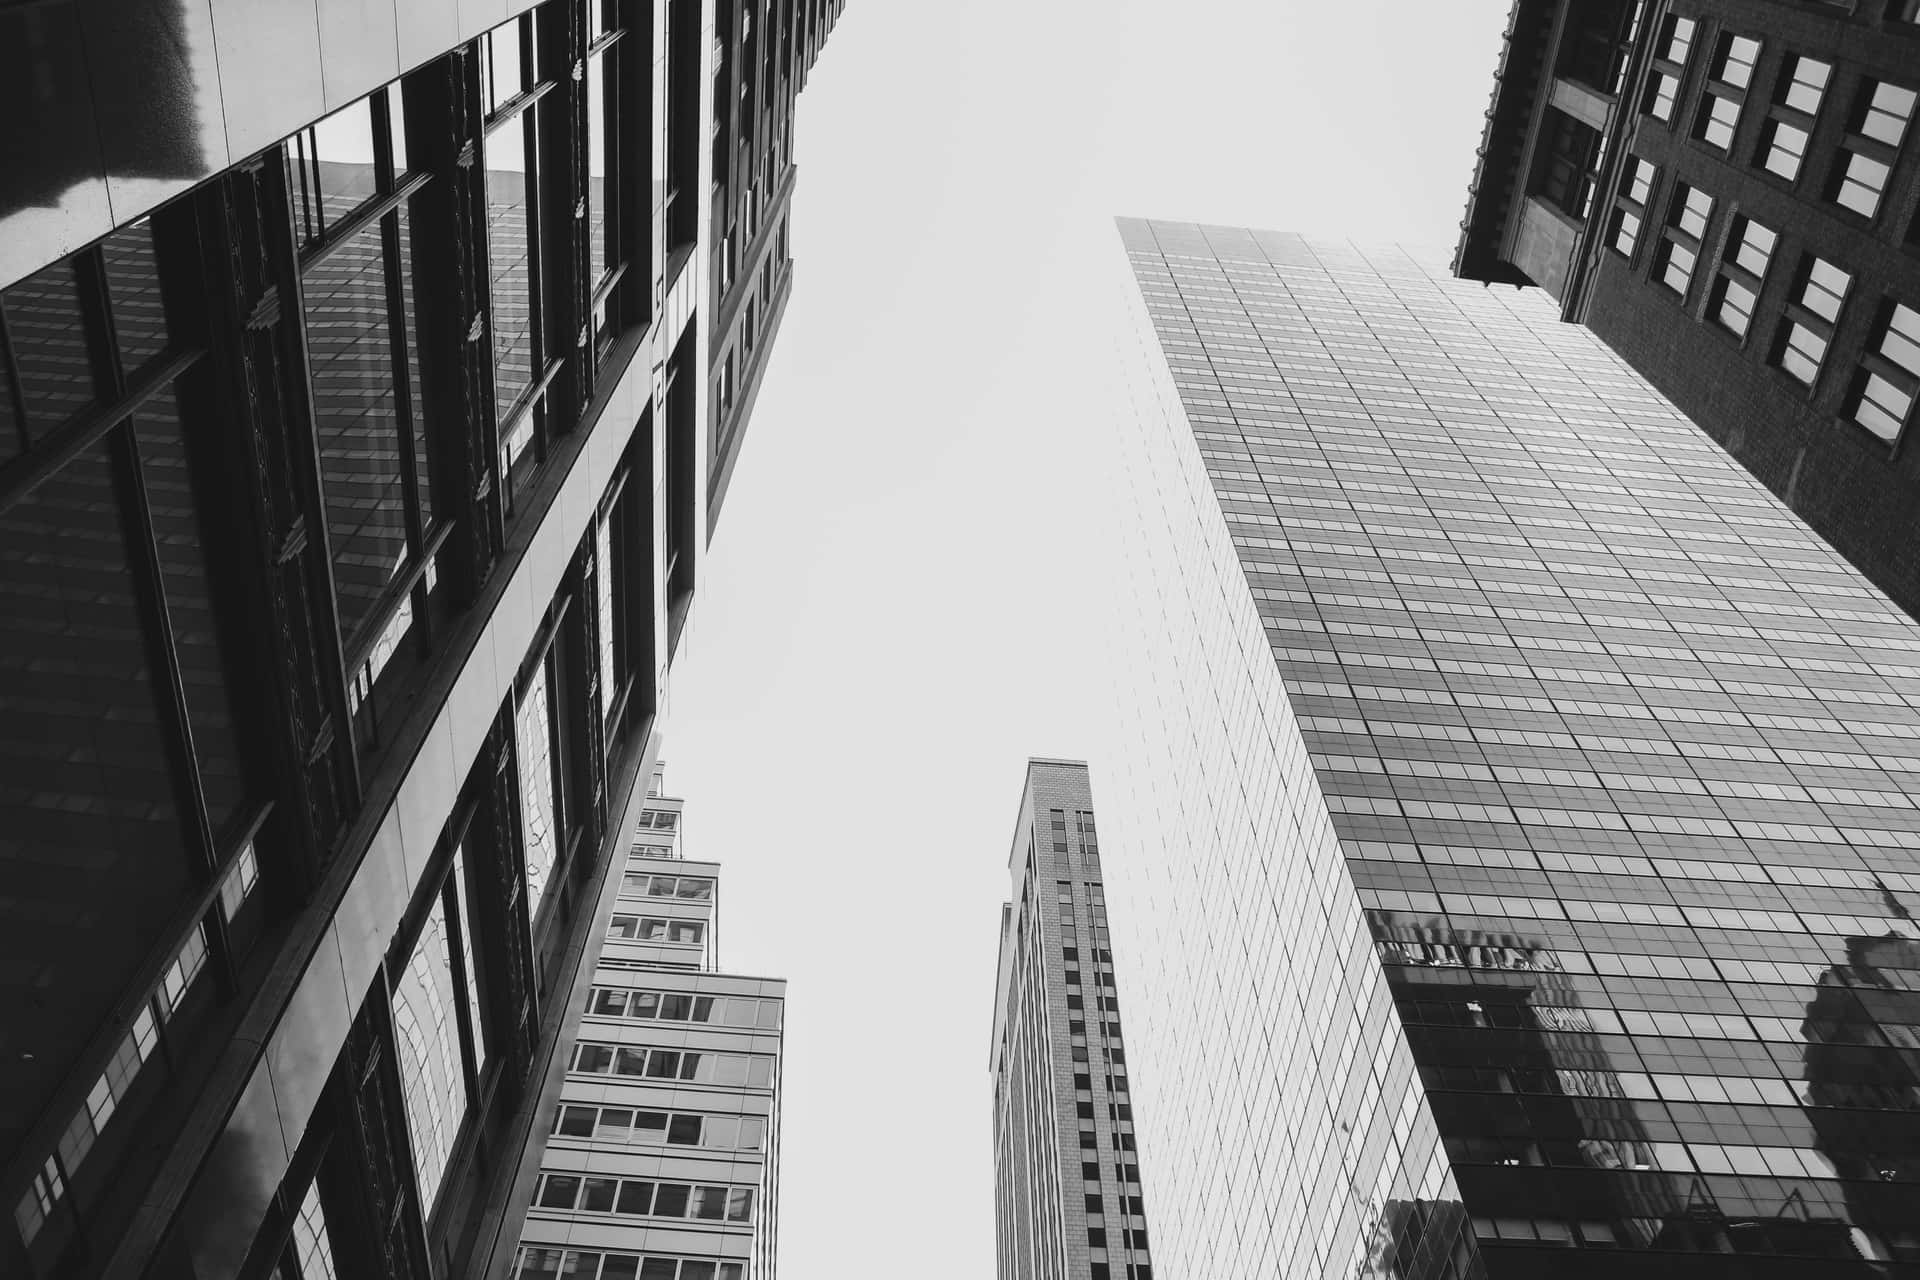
xmin=503 ymin=778 xmax=786 ymax=1280
xmin=1104 ymin=220 xmax=1920 ymax=1279
xmin=991 ymin=760 xmax=1154 ymax=1280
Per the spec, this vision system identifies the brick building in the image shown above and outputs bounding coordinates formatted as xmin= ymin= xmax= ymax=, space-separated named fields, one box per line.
xmin=1455 ymin=0 xmax=1920 ymax=618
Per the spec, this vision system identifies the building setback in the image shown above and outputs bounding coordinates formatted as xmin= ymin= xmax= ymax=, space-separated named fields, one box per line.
xmin=491 ymin=774 xmax=786 ymax=1280
xmin=990 ymin=760 xmax=1154 ymax=1280
xmin=1454 ymin=0 xmax=1920 ymax=619
xmin=1108 ymin=219 xmax=1920 ymax=1279
xmin=0 ymin=2 xmax=834 ymax=1276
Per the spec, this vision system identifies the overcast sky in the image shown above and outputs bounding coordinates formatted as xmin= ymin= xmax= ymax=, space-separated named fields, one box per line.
xmin=664 ymin=4 xmax=1512 ymax=1275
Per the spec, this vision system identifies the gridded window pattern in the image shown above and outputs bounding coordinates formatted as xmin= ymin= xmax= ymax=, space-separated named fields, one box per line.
xmin=511 ymin=1250 xmax=743 ymax=1280
xmin=568 ymin=1039 xmax=775 ymax=1086
xmin=550 ymin=1103 xmax=767 ymax=1150
xmin=1708 ymin=215 xmax=1776 ymax=338
xmin=531 ymin=1173 xmax=755 ymax=1222
xmin=636 ymin=809 xmax=679 ymax=829
xmin=1773 ymin=255 xmax=1851 ymax=385
xmin=1652 ymin=184 xmax=1713 ymax=296
xmin=1830 ymin=80 xmax=1916 ymax=219
xmin=606 ymin=915 xmax=705 ymax=944
xmin=1605 ymin=157 xmax=1657 ymax=256
xmin=1846 ymin=302 xmax=1920 ymax=443
xmin=1113 ymin=220 xmax=1920 ymax=1278
xmin=618 ymin=870 xmax=715 ymax=899
xmin=583 ymin=987 xmax=781 ymax=1027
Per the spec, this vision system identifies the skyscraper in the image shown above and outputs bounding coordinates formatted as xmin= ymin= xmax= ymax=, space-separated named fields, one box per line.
xmin=483 ymin=773 xmax=786 ymax=1280
xmin=1106 ymin=219 xmax=1920 ymax=1279
xmin=1454 ymin=1 xmax=1920 ymax=618
xmin=0 ymin=3 xmax=834 ymax=1275
xmin=990 ymin=760 xmax=1154 ymax=1280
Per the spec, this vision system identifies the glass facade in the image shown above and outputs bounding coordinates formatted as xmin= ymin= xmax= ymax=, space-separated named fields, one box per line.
xmin=1108 ymin=220 xmax=1920 ymax=1279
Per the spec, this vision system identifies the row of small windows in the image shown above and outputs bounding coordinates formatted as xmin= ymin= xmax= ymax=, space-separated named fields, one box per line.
xmin=551 ymin=1103 xmax=768 ymax=1151
xmin=531 ymin=1172 xmax=755 ymax=1222
xmin=1646 ymin=16 xmax=1917 ymax=224
xmin=584 ymin=987 xmax=781 ymax=1027
xmin=568 ymin=1039 xmax=774 ymax=1086
xmin=619 ymin=870 xmax=715 ymax=899
xmin=1447 ymin=1133 xmax=1903 ymax=1182
xmin=512 ymin=1251 xmax=743 ymax=1280
xmin=608 ymin=915 xmax=706 ymax=944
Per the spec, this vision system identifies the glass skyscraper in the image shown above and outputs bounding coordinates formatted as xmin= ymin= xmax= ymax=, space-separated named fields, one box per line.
xmin=1104 ymin=219 xmax=1920 ymax=1279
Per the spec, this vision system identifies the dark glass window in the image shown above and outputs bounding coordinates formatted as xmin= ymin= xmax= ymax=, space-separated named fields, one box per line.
xmin=102 ymin=220 xmax=169 ymax=370
xmin=3 ymin=259 xmax=96 ymax=435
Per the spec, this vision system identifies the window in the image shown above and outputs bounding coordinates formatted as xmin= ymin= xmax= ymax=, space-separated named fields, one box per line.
xmin=1755 ymin=56 xmax=1829 ymax=183
xmin=1846 ymin=302 xmax=1920 ymax=442
xmin=512 ymin=1251 xmax=744 ymax=1280
xmin=483 ymin=12 xmax=564 ymax=515
xmin=1652 ymin=184 xmax=1713 ymax=297
xmin=1606 ymin=157 xmax=1657 ymax=256
xmin=1708 ymin=216 xmax=1776 ymax=338
xmin=532 ymin=1174 xmax=755 ymax=1223
xmin=1830 ymin=81 xmax=1915 ymax=219
xmin=1772 ymin=256 xmax=1851 ymax=386
xmin=585 ymin=3 xmax=634 ymax=358
xmin=1694 ymin=34 xmax=1758 ymax=150
xmin=516 ymin=647 xmax=562 ymax=928
xmin=1642 ymin=14 xmax=1696 ymax=122
xmin=292 ymin=88 xmax=442 ymax=765
xmin=570 ymin=1039 xmax=774 ymax=1087
xmin=1778 ymin=55 xmax=1831 ymax=116
xmin=392 ymin=899 xmax=470 ymax=1213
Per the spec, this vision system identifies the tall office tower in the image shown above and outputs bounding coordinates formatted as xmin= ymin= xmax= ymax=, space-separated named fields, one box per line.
xmin=487 ymin=777 xmax=787 ymax=1280
xmin=1454 ymin=1 xmax=1920 ymax=618
xmin=0 ymin=3 xmax=834 ymax=1277
xmin=990 ymin=760 xmax=1155 ymax=1280
xmin=1108 ymin=218 xmax=1920 ymax=1280
xmin=707 ymin=0 xmax=843 ymax=525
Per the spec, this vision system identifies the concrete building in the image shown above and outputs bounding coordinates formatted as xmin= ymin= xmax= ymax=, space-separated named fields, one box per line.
xmin=490 ymin=773 xmax=786 ymax=1280
xmin=1455 ymin=0 xmax=1920 ymax=618
xmin=1108 ymin=219 xmax=1920 ymax=1278
xmin=0 ymin=2 xmax=835 ymax=1276
xmin=990 ymin=760 xmax=1154 ymax=1280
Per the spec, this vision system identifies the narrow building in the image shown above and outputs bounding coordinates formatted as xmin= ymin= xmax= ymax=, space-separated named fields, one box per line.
xmin=495 ymin=771 xmax=786 ymax=1280
xmin=991 ymin=760 xmax=1154 ymax=1280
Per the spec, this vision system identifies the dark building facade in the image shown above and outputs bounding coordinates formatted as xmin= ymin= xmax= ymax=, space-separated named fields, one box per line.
xmin=1108 ymin=220 xmax=1920 ymax=1278
xmin=990 ymin=761 xmax=1154 ymax=1280
xmin=1455 ymin=0 xmax=1920 ymax=620
xmin=0 ymin=2 xmax=834 ymax=1277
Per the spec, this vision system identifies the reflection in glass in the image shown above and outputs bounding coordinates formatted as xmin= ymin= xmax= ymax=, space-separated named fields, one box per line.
xmin=304 ymin=219 xmax=409 ymax=645
xmin=104 ymin=220 xmax=169 ymax=370
xmin=287 ymin=95 xmax=380 ymax=243
xmin=517 ymin=666 xmax=558 ymax=923
xmin=137 ymin=397 xmax=248 ymax=835
xmin=289 ymin=1182 xmax=338 ymax=1280
xmin=3 ymin=260 xmax=95 ymax=433
xmin=0 ymin=442 xmax=192 ymax=1144
xmin=486 ymin=116 xmax=537 ymax=427
xmin=393 ymin=896 xmax=468 ymax=1211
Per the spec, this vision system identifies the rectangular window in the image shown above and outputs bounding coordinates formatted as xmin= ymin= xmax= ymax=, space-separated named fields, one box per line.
xmin=1778 ymin=55 xmax=1831 ymax=116
xmin=1772 ymin=256 xmax=1851 ymax=386
xmin=1832 ymin=151 xmax=1894 ymax=218
xmin=1757 ymin=119 xmax=1810 ymax=179
xmin=1856 ymin=79 xmax=1918 ymax=146
xmin=1606 ymin=157 xmax=1657 ymax=256
xmin=1829 ymin=81 xmax=1914 ymax=220
xmin=1652 ymin=184 xmax=1713 ymax=297
xmin=1708 ymin=216 xmax=1776 ymax=338
xmin=393 ymin=899 xmax=470 ymax=1213
xmin=516 ymin=651 xmax=561 ymax=927
xmin=1846 ymin=302 xmax=1920 ymax=442
xmin=1696 ymin=93 xmax=1740 ymax=149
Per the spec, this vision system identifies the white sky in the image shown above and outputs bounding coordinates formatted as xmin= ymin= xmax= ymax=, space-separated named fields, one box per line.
xmin=665 ymin=4 xmax=1512 ymax=1275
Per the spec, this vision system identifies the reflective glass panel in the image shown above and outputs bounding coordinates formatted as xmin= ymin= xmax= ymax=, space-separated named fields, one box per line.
xmin=392 ymin=897 xmax=469 ymax=1209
